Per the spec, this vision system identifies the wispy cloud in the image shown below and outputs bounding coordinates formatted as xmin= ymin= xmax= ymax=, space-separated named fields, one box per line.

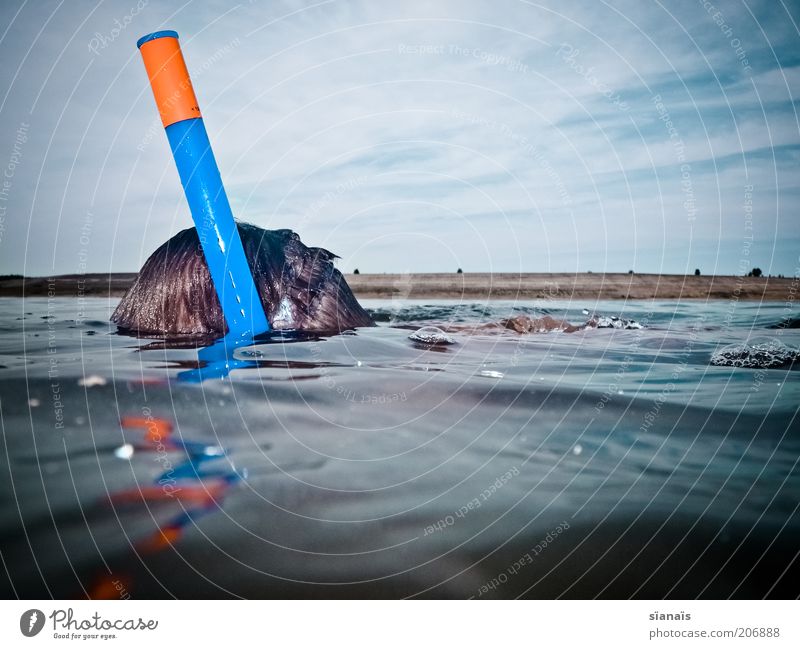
xmin=0 ymin=0 xmax=797 ymax=275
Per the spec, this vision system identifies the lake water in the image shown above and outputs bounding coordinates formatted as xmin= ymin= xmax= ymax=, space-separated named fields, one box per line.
xmin=0 ymin=297 xmax=798 ymax=598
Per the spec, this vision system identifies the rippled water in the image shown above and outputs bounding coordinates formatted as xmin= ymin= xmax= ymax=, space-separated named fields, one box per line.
xmin=0 ymin=297 xmax=798 ymax=598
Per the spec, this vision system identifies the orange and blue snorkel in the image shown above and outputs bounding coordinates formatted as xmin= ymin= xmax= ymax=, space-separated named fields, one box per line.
xmin=137 ymin=30 xmax=270 ymax=338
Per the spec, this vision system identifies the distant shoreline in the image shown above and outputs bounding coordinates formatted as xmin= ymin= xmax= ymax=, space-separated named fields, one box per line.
xmin=0 ymin=272 xmax=795 ymax=301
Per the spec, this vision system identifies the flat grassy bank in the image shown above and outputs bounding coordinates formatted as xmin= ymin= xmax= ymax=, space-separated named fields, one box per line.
xmin=0 ymin=272 xmax=795 ymax=301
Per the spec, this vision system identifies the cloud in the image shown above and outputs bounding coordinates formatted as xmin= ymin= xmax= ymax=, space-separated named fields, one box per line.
xmin=0 ymin=0 xmax=797 ymax=276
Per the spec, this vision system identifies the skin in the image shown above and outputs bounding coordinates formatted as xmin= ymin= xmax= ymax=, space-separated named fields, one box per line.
xmin=438 ymin=315 xmax=592 ymax=336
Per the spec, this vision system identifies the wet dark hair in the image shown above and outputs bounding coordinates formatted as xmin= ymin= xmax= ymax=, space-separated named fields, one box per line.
xmin=111 ymin=223 xmax=373 ymax=336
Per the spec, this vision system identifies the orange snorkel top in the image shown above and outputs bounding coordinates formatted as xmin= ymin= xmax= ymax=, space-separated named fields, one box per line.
xmin=138 ymin=31 xmax=201 ymax=128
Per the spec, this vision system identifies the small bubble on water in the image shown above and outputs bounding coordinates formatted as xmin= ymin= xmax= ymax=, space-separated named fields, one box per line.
xmin=114 ymin=444 xmax=134 ymax=460
xmin=409 ymin=326 xmax=455 ymax=345
xmin=78 ymin=375 xmax=107 ymax=387
xmin=479 ymin=370 xmax=504 ymax=379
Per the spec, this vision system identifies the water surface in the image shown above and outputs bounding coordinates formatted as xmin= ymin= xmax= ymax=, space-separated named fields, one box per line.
xmin=0 ymin=297 xmax=798 ymax=598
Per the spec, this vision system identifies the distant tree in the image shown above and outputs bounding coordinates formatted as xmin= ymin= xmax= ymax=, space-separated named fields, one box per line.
xmin=694 ymin=268 xmax=701 ymax=276
xmin=628 ymin=270 xmax=634 ymax=274
xmin=456 ymin=268 xmax=463 ymax=274
xmin=353 ymin=268 xmax=360 ymax=275
xmin=751 ymin=267 xmax=763 ymax=278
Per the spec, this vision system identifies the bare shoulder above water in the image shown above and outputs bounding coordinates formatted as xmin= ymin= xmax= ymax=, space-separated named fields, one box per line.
xmin=1 ymin=271 xmax=794 ymax=300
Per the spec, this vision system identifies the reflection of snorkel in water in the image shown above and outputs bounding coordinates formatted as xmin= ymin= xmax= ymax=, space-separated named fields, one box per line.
xmin=88 ymin=414 xmax=240 ymax=597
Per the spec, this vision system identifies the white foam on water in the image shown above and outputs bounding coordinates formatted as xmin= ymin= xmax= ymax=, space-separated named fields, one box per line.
xmin=711 ymin=337 xmax=799 ymax=369
xmin=409 ymin=325 xmax=456 ymax=345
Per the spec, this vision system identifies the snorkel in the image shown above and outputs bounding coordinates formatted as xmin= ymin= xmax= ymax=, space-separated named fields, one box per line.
xmin=136 ymin=30 xmax=270 ymax=339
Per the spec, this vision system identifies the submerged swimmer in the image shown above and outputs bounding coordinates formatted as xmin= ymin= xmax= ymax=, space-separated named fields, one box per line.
xmin=111 ymin=223 xmax=373 ymax=336
xmin=112 ymin=224 xmax=636 ymax=337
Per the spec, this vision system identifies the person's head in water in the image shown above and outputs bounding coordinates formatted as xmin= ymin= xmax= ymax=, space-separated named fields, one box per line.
xmin=111 ymin=223 xmax=374 ymax=336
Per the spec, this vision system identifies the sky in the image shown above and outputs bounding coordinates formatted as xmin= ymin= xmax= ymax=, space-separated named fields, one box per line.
xmin=0 ymin=0 xmax=798 ymax=276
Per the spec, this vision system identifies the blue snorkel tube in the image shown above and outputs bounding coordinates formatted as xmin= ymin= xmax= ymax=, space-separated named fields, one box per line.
xmin=137 ymin=30 xmax=270 ymax=340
